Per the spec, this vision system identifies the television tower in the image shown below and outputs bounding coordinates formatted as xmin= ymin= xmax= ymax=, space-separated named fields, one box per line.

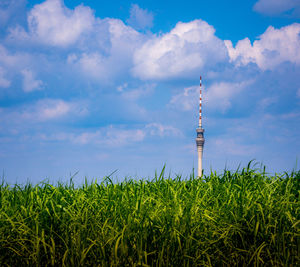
xmin=196 ymin=76 xmax=205 ymax=177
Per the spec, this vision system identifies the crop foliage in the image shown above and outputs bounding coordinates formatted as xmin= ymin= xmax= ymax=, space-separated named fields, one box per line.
xmin=0 ymin=164 xmax=299 ymax=266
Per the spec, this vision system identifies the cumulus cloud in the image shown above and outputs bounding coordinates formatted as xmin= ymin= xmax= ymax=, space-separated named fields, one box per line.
xmin=66 ymin=19 xmax=143 ymax=81
xmin=0 ymin=67 xmax=11 ymax=88
xmin=225 ymin=23 xmax=300 ymax=70
xmin=5 ymin=2 xmax=230 ymax=84
xmin=132 ymin=19 xmax=228 ymax=80
xmin=6 ymin=0 xmax=144 ymax=85
xmin=69 ymin=52 xmax=108 ymax=81
xmin=21 ymin=69 xmax=43 ymax=92
xmin=127 ymin=4 xmax=153 ymax=30
xmin=26 ymin=0 xmax=95 ymax=47
xmin=253 ymin=0 xmax=300 ymax=17
xmin=205 ymin=81 xmax=251 ymax=112
xmin=108 ymin=18 xmax=143 ymax=52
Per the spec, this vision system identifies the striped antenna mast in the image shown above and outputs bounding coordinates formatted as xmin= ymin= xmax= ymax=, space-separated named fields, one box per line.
xmin=199 ymin=76 xmax=202 ymax=128
xmin=196 ymin=75 xmax=205 ymax=177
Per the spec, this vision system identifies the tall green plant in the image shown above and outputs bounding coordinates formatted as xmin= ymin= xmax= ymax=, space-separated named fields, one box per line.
xmin=0 ymin=165 xmax=299 ymax=266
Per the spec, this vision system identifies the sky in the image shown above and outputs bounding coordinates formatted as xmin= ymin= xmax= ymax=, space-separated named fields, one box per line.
xmin=0 ymin=0 xmax=299 ymax=183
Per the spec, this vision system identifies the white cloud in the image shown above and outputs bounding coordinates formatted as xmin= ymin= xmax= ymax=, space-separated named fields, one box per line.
xmin=7 ymin=2 xmax=230 ymax=84
xmin=0 ymin=1 xmax=12 ymax=26
xmin=21 ymin=99 xmax=72 ymax=121
xmin=38 ymin=127 xmax=146 ymax=147
xmin=127 ymin=4 xmax=153 ymax=30
xmin=0 ymin=44 xmax=38 ymax=89
xmin=108 ymin=18 xmax=143 ymax=53
xmin=0 ymin=0 xmax=26 ymax=27
xmin=212 ymin=138 xmax=258 ymax=156
xmin=105 ymin=127 xmax=146 ymax=146
xmin=36 ymin=99 xmax=71 ymax=120
xmin=73 ymin=123 xmax=181 ymax=146
xmin=74 ymin=52 xmax=108 ymax=80
xmin=36 ymin=122 xmax=182 ymax=147
xmin=145 ymin=123 xmax=183 ymax=137
xmin=170 ymin=85 xmax=198 ymax=111
xmin=67 ymin=19 xmax=143 ymax=81
xmin=205 ymin=81 xmax=250 ymax=112
xmin=121 ymin=83 xmax=155 ymax=100
xmin=70 ymin=127 xmax=146 ymax=146
xmin=225 ymin=23 xmax=300 ymax=70
xmin=117 ymin=83 xmax=128 ymax=92
xmin=68 ymin=51 xmax=119 ymax=82
xmin=258 ymin=97 xmax=278 ymax=110
xmin=253 ymin=0 xmax=300 ymax=16
xmin=21 ymin=69 xmax=43 ymax=92
xmin=132 ymin=19 xmax=228 ymax=80
xmin=27 ymin=0 xmax=95 ymax=47
xmin=170 ymin=81 xmax=250 ymax=113
xmin=0 ymin=67 xmax=11 ymax=88
xmin=7 ymin=25 xmax=31 ymax=43
xmin=0 ymin=99 xmax=84 ymax=140
xmin=0 ymin=44 xmax=28 ymax=67
xmin=0 ymin=99 xmax=87 ymax=129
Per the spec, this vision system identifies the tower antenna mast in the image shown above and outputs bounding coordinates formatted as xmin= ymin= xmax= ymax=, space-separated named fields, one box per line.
xmin=196 ymin=76 xmax=205 ymax=177
xmin=199 ymin=76 xmax=202 ymax=128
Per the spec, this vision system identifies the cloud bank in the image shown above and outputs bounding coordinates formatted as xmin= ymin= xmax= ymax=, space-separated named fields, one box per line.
xmin=132 ymin=20 xmax=228 ymax=80
xmin=253 ymin=0 xmax=300 ymax=17
xmin=0 ymin=0 xmax=299 ymax=181
xmin=127 ymin=4 xmax=153 ymax=30
xmin=225 ymin=23 xmax=300 ymax=70
xmin=27 ymin=0 xmax=95 ymax=47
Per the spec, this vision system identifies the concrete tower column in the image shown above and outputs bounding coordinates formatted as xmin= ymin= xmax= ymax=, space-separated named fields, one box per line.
xmin=197 ymin=144 xmax=203 ymax=176
xmin=196 ymin=128 xmax=205 ymax=177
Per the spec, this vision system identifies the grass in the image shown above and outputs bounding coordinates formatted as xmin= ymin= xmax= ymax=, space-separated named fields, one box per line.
xmin=0 ymin=163 xmax=299 ymax=266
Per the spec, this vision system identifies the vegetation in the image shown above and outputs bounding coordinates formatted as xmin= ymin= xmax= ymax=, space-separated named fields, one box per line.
xmin=0 ymin=163 xmax=299 ymax=266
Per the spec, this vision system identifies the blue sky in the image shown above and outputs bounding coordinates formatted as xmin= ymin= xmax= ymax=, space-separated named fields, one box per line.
xmin=0 ymin=0 xmax=299 ymax=183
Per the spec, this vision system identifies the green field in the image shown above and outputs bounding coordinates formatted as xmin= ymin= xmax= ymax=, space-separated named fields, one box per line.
xmin=0 ymin=164 xmax=299 ymax=266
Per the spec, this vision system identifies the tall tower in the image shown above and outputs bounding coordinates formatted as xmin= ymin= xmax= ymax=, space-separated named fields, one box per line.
xmin=196 ymin=76 xmax=205 ymax=177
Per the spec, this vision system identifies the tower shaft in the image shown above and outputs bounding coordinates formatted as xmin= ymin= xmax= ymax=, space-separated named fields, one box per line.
xmin=196 ymin=128 xmax=205 ymax=176
xmin=197 ymin=145 xmax=203 ymax=177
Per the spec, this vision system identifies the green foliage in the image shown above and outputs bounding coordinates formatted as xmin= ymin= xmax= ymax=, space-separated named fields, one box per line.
xmin=0 ymin=165 xmax=299 ymax=266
